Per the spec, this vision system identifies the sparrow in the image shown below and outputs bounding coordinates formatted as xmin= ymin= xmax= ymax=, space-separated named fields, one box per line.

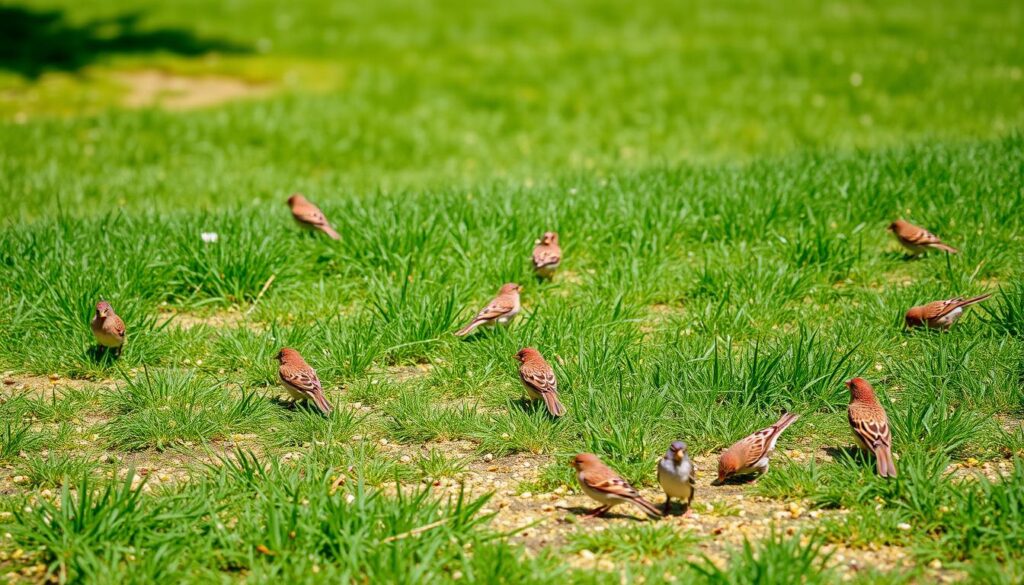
xmin=514 ymin=347 xmax=566 ymax=417
xmin=905 ymin=294 xmax=992 ymax=330
xmin=275 ymin=348 xmax=333 ymax=414
xmin=287 ymin=193 xmax=340 ymax=240
xmin=712 ymin=413 xmax=800 ymax=485
xmin=453 ymin=283 xmax=522 ymax=337
xmin=532 ymin=231 xmax=561 ymax=279
xmin=91 ymin=300 xmax=125 ymax=356
xmin=570 ymin=453 xmax=661 ymax=519
xmin=657 ymin=441 xmax=695 ymax=515
xmin=888 ymin=219 xmax=958 ymax=255
xmin=846 ymin=378 xmax=896 ymax=478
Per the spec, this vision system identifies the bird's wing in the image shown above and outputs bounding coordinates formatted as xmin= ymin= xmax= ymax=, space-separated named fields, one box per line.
xmin=472 ymin=297 xmax=515 ymax=321
xmin=532 ymin=245 xmax=561 ymax=267
xmin=520 ymin=365 xmax=557 ymax=395
xmin=584 ymin=472 xmax=643 ymax=499
xmin=112 ymin=316 xmax=126 ymax=336
xmin=293 ymin=205 xmax=331 ymax=228
xmin=901 ymin=225 xmax=945 ymax=246
xmin=281 ymin=365 xmax=323 ymax=396
xmin=849 ymin=407 xmax=892 ymax=450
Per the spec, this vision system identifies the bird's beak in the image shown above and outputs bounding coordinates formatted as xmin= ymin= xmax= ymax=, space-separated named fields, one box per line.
xmin=100 ymin=310 xmax=107 ymax=317
xmin=711 ymin=476 xmax=725 ymax=486
xmin=844 ymin=379 xmax=854 ymax=389
xmin=673 ymin=450 xmax=684 ymax=463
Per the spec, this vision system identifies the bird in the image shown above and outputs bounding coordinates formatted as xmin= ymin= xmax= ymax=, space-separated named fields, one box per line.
xmin=888 ymin=219 xmax=958 ymax=256
xmin=570 ymin=453 xmax=662 ymax=519
xmin=91 ymin=300 xmax=125 ymax=356
xmin=514 ymin=347 xmax=566 ymax=417
xmin=454 ymin=283 xmax=522 ymax=337
xmin=905 ymin=294 xmax=992 ymax=330
xmin=275 ymin=348 xmax=333 ymax=414
xmin=657 ymin=441 xmax=695 ymax=515
xmin=532 ymin=231 xmax=561 ymax=279
xmin=712 ymin=413 xmax=800 ymax=485
xmin=846 ymin=378 xmax=897 ymax=478
xmin=287 ymin=193 xmax=340 ymax=240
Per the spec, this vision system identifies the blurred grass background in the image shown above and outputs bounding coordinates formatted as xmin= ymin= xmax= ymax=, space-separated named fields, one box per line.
xmin=1 ymin=0 xmax=1022 ymax=217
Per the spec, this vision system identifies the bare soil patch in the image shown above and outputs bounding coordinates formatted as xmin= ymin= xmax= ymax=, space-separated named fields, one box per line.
xmin=115 ymin=70 xmax=272 ymax=110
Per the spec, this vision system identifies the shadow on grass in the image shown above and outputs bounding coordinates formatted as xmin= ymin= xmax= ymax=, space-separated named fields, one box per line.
xmin=562 ymin=505 xmax=653 ymax=522
xmin=0 ymin=5 xmax=248 ymax=78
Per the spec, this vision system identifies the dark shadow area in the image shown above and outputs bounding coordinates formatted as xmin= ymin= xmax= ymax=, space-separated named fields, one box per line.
xmin=85 ymin=344 xmax=120 ymax=363
xmin=562 ymin=505 xmax=650 ymax=522
xmin=0 ymin=6 xmax=248 ymax=78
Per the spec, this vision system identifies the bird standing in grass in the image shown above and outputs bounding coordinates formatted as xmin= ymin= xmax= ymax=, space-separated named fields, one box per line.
xmin=275 ymin=348 xmax=333 ymax=414
xmin=91 ymin=300 xmax=125 ymax=357
xmin=657 ymin=441 xmax=695 ymax=515
xmin=532 ymin=231 xmax=561 ymax=279
xmin=712 ymin=412 xmax=800 ymax=485
xmin=514 ymin=347 xmax=566 ymax=417
xmin=846 ymin=378 xmax=897 ymax=478
xmin=287 ymin=193 xmax=340 ymax=240
xmin=904 ymin=294 xmax=992 ymax=330
xmin=888 ymin=219 xmax=958 ymax=255
xmin=571 ymin=453 xmax=662 ymax=519
xmin=454 ymin=283 xmax=522 ymax=337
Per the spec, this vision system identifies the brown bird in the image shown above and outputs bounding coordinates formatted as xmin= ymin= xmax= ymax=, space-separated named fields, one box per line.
xmin=532 ymin=231 xmax=561 ymax=279
xmin=454 ymin=283 xmax=522 ymax=337
xmin=905 ymin=294 xmax=992 ymax=330
xmin=90 ymin=300 xmax=125 ymax=356
xmin=712 ymin=413 xmax=800 ymax=485
xmin=570 ymin=453 xmax=661 ymax=519
xmin=888 ymin=219 xmax=958 ymax=255
xmin=275 ymin=348 xmax=333 ymax=414
xmin=514 ymin=347 xmax=566 ymax=417
xmin=287 ymin=193 xmax=340 ymax=240
xmin=846 ymin=378 xmax=896 ymax=478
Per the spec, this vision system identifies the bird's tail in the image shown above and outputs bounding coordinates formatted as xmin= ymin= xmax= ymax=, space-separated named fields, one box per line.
xmin=542 ymin=392 xmax=566 ymax=417
xmin=770 ymin=412 xmax=800 ymax=439
xmin=930 ymin=242 xmax=959 ymax=254
xmin=874 ymin=445 xmax=897 ymax=478
xmin=454 ymin=320 xmax=482 ymax=337
xmin=320 ymin=224 xmax=341 ymax=241
xmin=311 ymin=391 xmax=333 ymax=415
xmin=955 ymin=293 xmax=992 ymax=309
xmin=631 ymin=495 xmax=663 ymax=519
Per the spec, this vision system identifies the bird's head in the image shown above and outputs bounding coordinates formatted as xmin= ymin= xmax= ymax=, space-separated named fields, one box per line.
xmin=95 ymin=300 xmax=112 ymax=318
xmin=713 ymin=451 xmax=739 ymax=486
xmin=887 ymin=219 xmax=905 ymax=232
xmin=541 ymin=231 xmax=558 ymax=245
xmin=845 ymin=377 xmax=876 ymax=401
xmin=903 ymin=307 xmax=924 ymax=328
xmin=276 ymin=347 xmax=300 ymax=363
xmin=500 ymin=283 xmax=523 ymax=295
xmin=514 ymin=347 xmax=540 ymax=363
xmin=570 ymin=453 xmax=598 ymax=472
xmin=287 ymin=193 xmax=306 ymax=207
xmin=669 ymin=441 xmax=688 ymax=463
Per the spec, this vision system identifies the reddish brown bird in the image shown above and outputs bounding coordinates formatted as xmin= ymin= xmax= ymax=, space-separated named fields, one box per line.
xmin=712 ymin=413 xmax=800 ymax=485
xmin=287 ymin=193 xmax=340 ymax=240
xmin=91 ymin=300 xmax=126 ymax=356
xmin=454 ymin=283 xmax=522 ymax=337
xmin=888 ymin=219 xmax=958 ymax=255
xmin=570 ymin=453 xmax=662 ymax=519
xmin=846 ymin=378 xmax=897 ymax=478
xmin=532 ymin=231 xmax=561 ymax=279
xmin=276 ymin=348 xmax=333 ymax=414
xmin=905 ymin=294 xmax=992 ymax=330
xmin=514 ymin=347 xmax=566 ymax=417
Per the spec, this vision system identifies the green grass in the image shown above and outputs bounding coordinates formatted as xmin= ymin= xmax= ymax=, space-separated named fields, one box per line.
xmin=2 ymin=0 xmax=1024 ymax=581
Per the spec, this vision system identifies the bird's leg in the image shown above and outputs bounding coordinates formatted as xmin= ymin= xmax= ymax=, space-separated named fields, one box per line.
xmin=583 ymin=506 xmax=610 ymax=519
xmin=662 ymin=498 xmax=672 ymax=515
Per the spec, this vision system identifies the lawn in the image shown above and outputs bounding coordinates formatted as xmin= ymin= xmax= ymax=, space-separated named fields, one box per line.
xmin=1 ymin=0 xmax=1023 ymax=583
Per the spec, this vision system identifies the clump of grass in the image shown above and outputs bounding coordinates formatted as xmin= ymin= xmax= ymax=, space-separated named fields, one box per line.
xmin=0 ymin=421 xmax=44 ymax=461
xmin=271 ymin=404 xmax=366 ymax=447
xmin=416 ymin=448 xmax=470 ymax=481
xmin=690 ymin=530 xmax=834 ymax=585
xmin=19 ymin=452 xmax=99 ymax=487
xmin=568 ymin=524 xmax=700 ymax=561
xmin=101 ymin=368 xmax=275 ymax=450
